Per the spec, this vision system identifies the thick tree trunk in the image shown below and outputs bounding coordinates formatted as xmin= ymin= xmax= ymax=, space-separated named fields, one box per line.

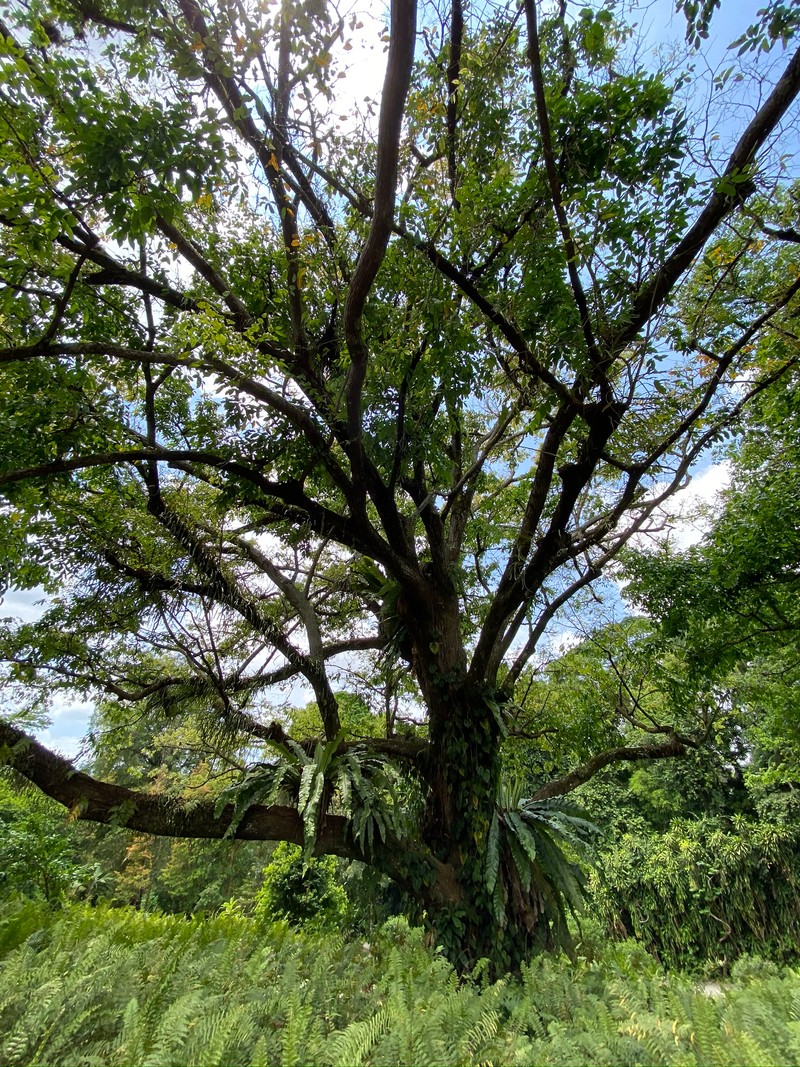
xmin=405 ymin=587 xmax=489 ymax=853
xmin=407 ymin=597 xmax=546 ymax=973
xmin=421 ymin=689 xmax=564 ymax=972
xmin=405 ymin=591 xmax=558 ymax=972
xmin=425 ymin=682 xmax=501 ymax=858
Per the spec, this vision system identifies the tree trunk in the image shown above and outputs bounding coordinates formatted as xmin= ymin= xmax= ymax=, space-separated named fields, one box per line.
xmin=415 ymin=680 xmax=566 ymax=972
xmin=407 ymin=593 xmax=558 ymax=973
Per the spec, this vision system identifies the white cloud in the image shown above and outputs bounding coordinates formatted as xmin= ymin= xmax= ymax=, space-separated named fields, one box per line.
xmin=630 ymin=460 xmax=732 ymax=553
xmin=0 ymin=586 xmax=50 ymax=624
xmin=37 ymin=699 xmax=93 ymax=761
xmin=660 ymin=461 xmax=732 ymax=549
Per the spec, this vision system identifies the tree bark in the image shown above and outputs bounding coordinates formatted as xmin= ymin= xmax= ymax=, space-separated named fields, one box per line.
xmin=0 ymin=718 xmax=461 ymax=908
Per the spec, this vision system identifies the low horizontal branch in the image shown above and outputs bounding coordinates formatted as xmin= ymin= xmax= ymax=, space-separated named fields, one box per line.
xmin=533 ymin=735 xmax=691 ymax=800
xmin=0 ymin=718 xmax=334 ymax=848
xmin=0 ymin=720 xmax=457 ymax=904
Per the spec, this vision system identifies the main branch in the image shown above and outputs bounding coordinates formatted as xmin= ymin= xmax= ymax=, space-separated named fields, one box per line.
xmin=0 ymin=720 xmax=457 ymax=905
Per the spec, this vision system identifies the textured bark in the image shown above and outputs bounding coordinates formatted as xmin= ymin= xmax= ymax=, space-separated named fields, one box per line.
xmin=0 ymin=718 xmax=460 ymax=907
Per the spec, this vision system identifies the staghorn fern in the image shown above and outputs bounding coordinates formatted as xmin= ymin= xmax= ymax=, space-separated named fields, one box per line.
xmin=213 ymin=741 xmax=306 ymax=837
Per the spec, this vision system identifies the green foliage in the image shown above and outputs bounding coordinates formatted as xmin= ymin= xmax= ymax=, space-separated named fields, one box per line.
xmin=486 ymin=786 xmax=599 ymax=944
xmin=503 ymin=617 xmax=662 ymax=786
xmin=679 ymin=1 xmax=800 ymax=56
xmin=620 ymin=358 xmax=800 ymax=758
xmin=0 ymin=774 xmax=94 ymax=902
xmin=732 ymin=3 xmax=800 ymax=55
xmin=215 ymin=736 xmax=414 ymax=859
xmin=288 ymin=692 xmax=385 ymax=742
xmin=0 ymin=771 xmax=276 ymax=914
xmin=145 ymin=836 xmax=272 ymax=914
xmin=593 ymin=816 xmax=800 ymax=971
xmin=2 ymin=901 xmax=800 ymax=1066
xmin=580 ymin=362 xmax=800 ymax=974
xmin=254 ymin=842 xmax=348 ymax=931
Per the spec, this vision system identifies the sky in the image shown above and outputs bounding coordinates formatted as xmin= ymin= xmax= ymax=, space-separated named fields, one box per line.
xmin=0 ymin=0 xmax=788 ymax=758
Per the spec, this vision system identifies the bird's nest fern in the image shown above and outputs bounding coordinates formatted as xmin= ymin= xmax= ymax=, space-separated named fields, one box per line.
xmin=486 ymin=781 xmax=601 ymax=940
xmin=214 ymin=734 xmax=412 ymax=860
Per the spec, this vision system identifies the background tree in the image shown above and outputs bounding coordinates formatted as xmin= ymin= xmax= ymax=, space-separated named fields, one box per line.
xmin=539 ymin=350 xmax=800 ymax=969
xmin=1 ymin=0 xmax=800 ymax=970
xmin=0 ymin=775 xmax=95 ymax=902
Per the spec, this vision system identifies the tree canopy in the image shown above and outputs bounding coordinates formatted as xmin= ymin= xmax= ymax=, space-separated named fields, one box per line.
xmin=1 ymin=0 xmax=800 ymax=971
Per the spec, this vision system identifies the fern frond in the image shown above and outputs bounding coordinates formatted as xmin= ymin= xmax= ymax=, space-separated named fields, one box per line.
xmin=461 ymin=1006 xmax=500 ymax=1058
xmin=325 ymin=1006 xmax=391 ymax=1066
xmin=505 ymin=820 xmax=534 ymax=894
xmin=506 ymin=810 xmax=538 ymax=868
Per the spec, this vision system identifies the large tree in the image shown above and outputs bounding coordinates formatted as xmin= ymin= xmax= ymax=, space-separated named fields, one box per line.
xmin=1 ymin=0 xmax=800 ymax=969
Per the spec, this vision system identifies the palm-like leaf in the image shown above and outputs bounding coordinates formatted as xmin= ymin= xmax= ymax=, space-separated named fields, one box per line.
xmin=214 ymin=736 xmax=412 ymax=858
xmin=486 ymin=783 xmax=600 ymax=943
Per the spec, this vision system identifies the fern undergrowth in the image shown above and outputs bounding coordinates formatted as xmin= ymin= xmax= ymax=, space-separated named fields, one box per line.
xmin=1 ymin=898 xmax=799 ymax=1066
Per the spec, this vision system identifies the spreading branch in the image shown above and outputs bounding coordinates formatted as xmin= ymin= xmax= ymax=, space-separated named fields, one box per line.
xmin=612 ymin=44 xmax=800 ymax=351
xmin=533 ymin=735 xmax=694 ymax=800
xmin=343 ymin=0 xmax=417 ymax=455
xmin=0 ymin=719 xmax=453 ymax=902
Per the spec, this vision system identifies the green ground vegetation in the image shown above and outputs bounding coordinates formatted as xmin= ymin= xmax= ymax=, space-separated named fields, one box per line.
xmin=2 ymin=898 xmax=800 ymax=1067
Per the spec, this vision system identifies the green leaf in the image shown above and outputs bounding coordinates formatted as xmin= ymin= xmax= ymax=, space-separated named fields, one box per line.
xmin=486 ymin=812 xmax=501 ymax=894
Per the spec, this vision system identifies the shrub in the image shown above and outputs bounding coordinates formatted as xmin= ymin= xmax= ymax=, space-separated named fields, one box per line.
xmin=592 ymin=815 xmax=800 ymax=970
xmin=254 ymin=841 xmax=350 ymax=930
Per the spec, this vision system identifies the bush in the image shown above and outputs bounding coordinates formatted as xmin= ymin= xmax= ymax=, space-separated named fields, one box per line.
xmin=0 ymin=776 xmax=91 ymax=902
xmin=592 ymin=815 xmax=800 ymax=970
xmin=254 ymin=841 xmax=349 ymax=930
